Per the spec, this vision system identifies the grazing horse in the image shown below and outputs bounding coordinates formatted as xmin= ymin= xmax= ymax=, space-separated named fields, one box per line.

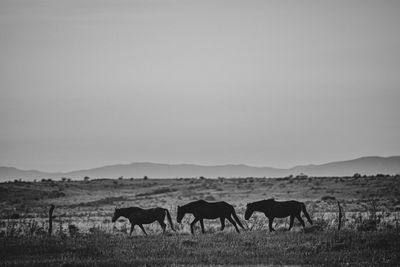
xmin=176 ymin=199 xmax=245 ymax=234
xmin=112 ymin=207 xmax=175 ymax=236
xmin=245 ymin=199 xmax=313 ymax=232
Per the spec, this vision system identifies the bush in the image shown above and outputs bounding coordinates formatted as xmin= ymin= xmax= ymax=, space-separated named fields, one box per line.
xmin=68 ymin=224 xmax=80 ymax=236
xmin=321 ymin=195 xmax=336 ymax=201
xmin=10 ymin=213 xmax=20 ymax=219
xmin=204 ymin=195 xmax=215 ymax=201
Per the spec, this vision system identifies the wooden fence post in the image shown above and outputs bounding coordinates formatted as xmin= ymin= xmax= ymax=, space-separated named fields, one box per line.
xmin=337 ymin=201 xmax=342 ymax=231
xmin=48 ymin=204 xmax=55 ymax=236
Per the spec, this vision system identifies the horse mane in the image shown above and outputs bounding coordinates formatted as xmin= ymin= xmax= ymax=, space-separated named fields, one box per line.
xmin=180 ymin=199 xmax=206 ymax=209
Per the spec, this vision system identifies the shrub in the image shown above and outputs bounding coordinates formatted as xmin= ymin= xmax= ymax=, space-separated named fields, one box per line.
xmin=204 ymin=195 xmax=215 ymax=201
xmin=10 ymin=213 xmax=20 ymax=219
xmin=321 ymin=195 xmax=336 ymax=201
xmin=357 ymin=218 xmax=378 ymax=231
xmin=68 ymin=224 xmax=80 ymax=236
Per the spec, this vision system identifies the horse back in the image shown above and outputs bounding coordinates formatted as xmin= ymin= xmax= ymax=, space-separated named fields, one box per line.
xmin=267 ymin=200 xmax=303 ymax=218
xmin=188 ymin=200 xmax=234 ymax=219
xmin=126 ymin=207 xmax=165 ymax=224
xmin=189 ymin=200 xmax=232 ymax=209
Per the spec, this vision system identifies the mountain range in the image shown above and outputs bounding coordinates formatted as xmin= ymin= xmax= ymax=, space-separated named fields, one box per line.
xmin=1 ymin=156 xmax=399 ymax=182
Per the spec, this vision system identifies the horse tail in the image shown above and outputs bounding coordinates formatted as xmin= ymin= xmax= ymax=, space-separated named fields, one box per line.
xmin=301 ymin=203 xmax=313 ymax=225
xmin=231 ymin=207 xmax=245 ymax=230
xmin=164 ymin=209 xmax=176 ymax=231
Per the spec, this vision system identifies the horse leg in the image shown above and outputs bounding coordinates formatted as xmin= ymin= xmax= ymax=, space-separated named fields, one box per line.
xmin=296 ymin=215 xmax=305 ymax=228
xmin=289 ymin=215 xmax=295 ymax=231
xmin=268 ymin=217 xmax=275 ymax=232
xmin=130 ymin=224 xmax=135 ymax=236
xmin=158 ymin=219 xmax=167 ymax=233
xmin=199 ymin=219 xmax=205 ymax=234
xmin=227 ymin=216 xmax=240 ymax=233
xmin=138 ymin=224 xmax=148 ymax=236
xmin=220 ymin=217 xmax=225 ymax=231
xmin=190 ymin=218 xmax=199 ymax=235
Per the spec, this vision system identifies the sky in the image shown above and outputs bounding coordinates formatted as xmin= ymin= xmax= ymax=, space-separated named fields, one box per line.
xmin=0 ymin=0 xmax=399 ymax=172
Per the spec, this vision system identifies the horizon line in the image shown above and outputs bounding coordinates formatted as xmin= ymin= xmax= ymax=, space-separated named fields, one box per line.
xmin=1 ymin=155 xmax=399 ymax=174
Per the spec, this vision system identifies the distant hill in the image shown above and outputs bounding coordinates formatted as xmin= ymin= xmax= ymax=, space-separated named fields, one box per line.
xmin=289 ymin=156 xmax=400 ymax=177
xmin=0 ymin=167 xmax=59 ymax=181
xmin=1 ymin=156 xmax=400 ymax=181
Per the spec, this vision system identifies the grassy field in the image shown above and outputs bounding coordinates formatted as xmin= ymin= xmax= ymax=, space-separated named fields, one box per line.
xmin=1 ymin=229 xmax=400 ymax=267
xmin=1 ymin=175 xmax=400 ymax=266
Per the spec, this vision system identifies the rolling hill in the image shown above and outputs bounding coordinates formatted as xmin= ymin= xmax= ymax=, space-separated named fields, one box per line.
xmin=1 ymin=156 xmax=399 ymax=181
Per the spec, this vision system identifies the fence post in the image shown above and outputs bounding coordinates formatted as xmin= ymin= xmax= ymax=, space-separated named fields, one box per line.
xmin=337 ymin=201 xmax=342 ymax=230
xmin=48 ymin=204 xmax=55 ymax=236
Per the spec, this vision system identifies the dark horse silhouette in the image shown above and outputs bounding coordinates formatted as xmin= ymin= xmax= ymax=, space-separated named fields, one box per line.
xmin=112 ymin=207 xmax=175 ymax=236
xmin=245 ymin=199 xmax=313 ymax=232
xmin=176 ymin=199 xmax=245 ymax=234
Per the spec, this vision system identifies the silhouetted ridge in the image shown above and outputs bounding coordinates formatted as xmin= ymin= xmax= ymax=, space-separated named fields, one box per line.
xmin=1 ymin=156 xmax=399 ymax=181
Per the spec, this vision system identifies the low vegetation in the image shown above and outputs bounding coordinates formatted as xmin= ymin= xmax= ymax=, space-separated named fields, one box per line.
xmin=0 ymin=175 xmax=399 ymax=266
xmin=1 ymin=228 xmax=399 ymax=266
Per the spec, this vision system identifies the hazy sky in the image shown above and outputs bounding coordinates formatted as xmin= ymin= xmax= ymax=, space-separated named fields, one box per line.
xmin=1 ymin=0 xmax=399 ymax=172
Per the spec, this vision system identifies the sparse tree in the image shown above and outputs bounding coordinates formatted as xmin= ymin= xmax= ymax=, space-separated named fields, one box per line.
xmin=143 ymin=175 xmax=148 ymax=180
xmin=83 ymin=176 xmax=90 ymax=182
xmin=296 ymin=173 xmax=308 ymax=178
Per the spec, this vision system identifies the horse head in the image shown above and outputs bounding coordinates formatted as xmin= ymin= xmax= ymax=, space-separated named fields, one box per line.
xmin=176 ymin=205 xmax=184 ymax=223
xmin=111 ymin=207 xmax=120 ymax=223
xmin=244 ymin=203 xmax=254 ymax=220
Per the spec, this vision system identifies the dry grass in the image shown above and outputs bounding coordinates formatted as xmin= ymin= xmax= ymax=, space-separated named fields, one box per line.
xmin=1 ymin=228 xmax=399 ymax=266
xmin=1 ymin=175 xmax=400 ymax=266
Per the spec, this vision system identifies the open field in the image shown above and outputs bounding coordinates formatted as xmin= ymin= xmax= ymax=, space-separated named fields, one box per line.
xmin=1 ymin=230 xmax=400 ymax=267
xmin=1 ymin=175 xmax=400 ymax=266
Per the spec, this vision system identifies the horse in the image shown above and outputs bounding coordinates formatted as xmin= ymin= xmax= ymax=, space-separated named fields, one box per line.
xmin=176 ymin=199 xmax=245 ymax=234
xmin=244 ymin=199 xmax=313 ymax=232
xmin=112 ymin=207 xmax=175 ymax=236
